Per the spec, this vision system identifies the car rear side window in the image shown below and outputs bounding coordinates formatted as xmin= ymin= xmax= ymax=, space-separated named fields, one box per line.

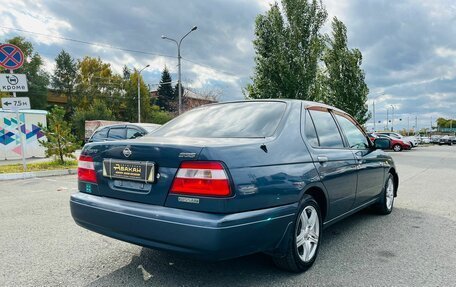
xmin=308 ymin=110 xmax=344 ymax=148
xmin=108 ymin=128 xmax=125 ymax=140
xmin=304 ymin=110 xmax=319 ymax=147
xmin=152 ymin=102 xmax=286 ymax=138
xmin=335 ymin=114 xmax=369 ymax=149
xmin=91 ymin=128 xmax=108 ymax=141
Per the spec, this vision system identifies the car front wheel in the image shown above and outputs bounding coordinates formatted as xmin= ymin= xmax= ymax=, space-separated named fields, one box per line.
xmin=273 ymin=195 xmax=322 ymax=272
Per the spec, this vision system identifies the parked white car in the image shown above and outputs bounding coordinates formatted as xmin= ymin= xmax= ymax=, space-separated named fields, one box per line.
xmin=376 ymin=132 xmax=418 ymax=147
xmin=420 ymin=136 xmax=431 ymax=144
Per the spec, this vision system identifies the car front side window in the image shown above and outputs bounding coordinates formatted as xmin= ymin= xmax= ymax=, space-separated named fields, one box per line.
xmin=335 ymin=114 xmax=369 ymax=149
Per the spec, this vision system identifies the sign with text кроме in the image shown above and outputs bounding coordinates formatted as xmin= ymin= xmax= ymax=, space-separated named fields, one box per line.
xmin=0 ymin=74 xmax=28 ymax=92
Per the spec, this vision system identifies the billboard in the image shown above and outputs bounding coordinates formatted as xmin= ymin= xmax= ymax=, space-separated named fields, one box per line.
xmin=0 ymin=109 xmax=47 ymax=160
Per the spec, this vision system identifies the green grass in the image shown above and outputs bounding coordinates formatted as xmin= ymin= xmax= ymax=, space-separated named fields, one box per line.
xmin=0 ymin=160 xmax=78 ymax=174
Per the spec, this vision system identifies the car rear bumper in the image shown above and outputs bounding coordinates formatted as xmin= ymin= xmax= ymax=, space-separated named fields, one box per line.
xmin=70 ymin=192 xmax=296 ymax=260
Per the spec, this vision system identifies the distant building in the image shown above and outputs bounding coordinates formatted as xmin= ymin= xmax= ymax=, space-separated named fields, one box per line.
xmin=182 ymin=89 xmax=217 ymax=112
xmin=150 ymin=88 xmax=217 ymax=112
xmin=47 ymin=89 xmax=67 ymax=106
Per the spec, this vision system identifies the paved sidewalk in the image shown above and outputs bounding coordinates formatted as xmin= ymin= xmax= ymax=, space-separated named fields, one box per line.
xmin=0 ymin=150 xmax=81 ymax=166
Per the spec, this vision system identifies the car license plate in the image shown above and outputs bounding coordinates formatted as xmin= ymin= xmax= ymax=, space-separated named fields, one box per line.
xmin=102 ymin=159 xmax=155 ymax=183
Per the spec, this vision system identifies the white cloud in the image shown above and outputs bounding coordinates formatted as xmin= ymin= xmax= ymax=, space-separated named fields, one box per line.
xmin=0 ymin=0 xmax=71 ymax=45
xmin=435 ymin=47 xmax=456 ymax=58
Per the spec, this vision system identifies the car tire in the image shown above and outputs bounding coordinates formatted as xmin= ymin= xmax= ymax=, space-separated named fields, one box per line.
xmin=393 ymin=144 xmax=402 ymax=152
xmin=272 ymin=195 xmax=322 ymax=273
xmin=374 ymin=174 xmax=395 ymax=215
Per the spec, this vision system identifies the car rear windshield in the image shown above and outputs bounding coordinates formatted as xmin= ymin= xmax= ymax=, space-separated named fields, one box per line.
xmin=152 ymin=102 xmax=286 ymax=138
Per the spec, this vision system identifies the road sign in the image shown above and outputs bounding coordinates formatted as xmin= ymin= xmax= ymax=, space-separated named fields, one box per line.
xmin=0 ymin=43 xmax=25 ymax=70
xmin=1 ymin=97 xmax=31 ymax=110
xmin=0 ymin=73 xmax=28 ymax=92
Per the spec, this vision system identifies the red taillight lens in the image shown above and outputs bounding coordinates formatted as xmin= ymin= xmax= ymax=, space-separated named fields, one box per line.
xmin=170 ymin=161 xmax=231 ymax=197
xmin=78 ymin=155 xmax=97 ymax=183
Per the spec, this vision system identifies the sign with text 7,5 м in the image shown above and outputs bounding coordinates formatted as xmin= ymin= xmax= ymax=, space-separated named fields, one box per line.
xmin=1 ymin=97 xmax=31 ymax=110
xmin=0 ymin=73 xmax=28 ymax=92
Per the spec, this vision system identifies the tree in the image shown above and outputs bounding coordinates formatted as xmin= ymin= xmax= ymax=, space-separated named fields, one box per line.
xmin=122 ymin=65 xmax=131 ymax=80
xmin=52 ymin=50 xmax=77 ymax=115
xmin=323 ymin=17 xmax=370 ymax=124
xmin=156 ymin=67 xmax=176 ymax=112
xmin=437 ymin=118 xmax=456 ymax=129
xmin=72 ymin=99 xmax=115 ymax=141
xmin=308 ymin=67 xmax=330 ymax=102
xmin=245 ymin=0 xmax=327 ymax=100
xmin=0 ymin=37 xmax=49 ymax=109
xmin=73 ymin=56 xmax=125 ymax=118
xmin=39 ymin=106 xmax=79 ymax=164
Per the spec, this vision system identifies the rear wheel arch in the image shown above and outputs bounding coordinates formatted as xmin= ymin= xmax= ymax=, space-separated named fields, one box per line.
xmin=388 ymin=167 xmax=399 ymax=196
xmin=303 ymin=187 xmax=328 ymax=222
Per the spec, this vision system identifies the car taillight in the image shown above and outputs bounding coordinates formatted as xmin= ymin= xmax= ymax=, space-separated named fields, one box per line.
xmin=170 ymin=161 xmax=231 ymax=197
xmin=78 ymin=155 xmax=97 ymax=183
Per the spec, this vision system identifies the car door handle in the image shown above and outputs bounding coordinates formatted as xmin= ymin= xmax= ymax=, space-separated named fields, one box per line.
xmin=317 ymin=156 xmax=328 ymax=163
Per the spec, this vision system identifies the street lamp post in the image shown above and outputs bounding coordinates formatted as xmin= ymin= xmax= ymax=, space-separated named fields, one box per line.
xmin=162 ymin=26 xmax=197 ymax=115
xmin=390 ymin=105 xmax=395 ymax=132
xmin=137 ymin=64 xmax=150 ymax=123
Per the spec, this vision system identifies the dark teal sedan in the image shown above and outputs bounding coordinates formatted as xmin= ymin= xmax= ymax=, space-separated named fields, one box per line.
xmin=71 ymin=100 xmax=398 ymax=272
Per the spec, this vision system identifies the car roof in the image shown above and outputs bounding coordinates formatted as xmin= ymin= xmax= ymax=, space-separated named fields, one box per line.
xmin=95 ymin=123 xmax=160 ymax=129
xmin=202 ymin=99 xmax=349 ymax=116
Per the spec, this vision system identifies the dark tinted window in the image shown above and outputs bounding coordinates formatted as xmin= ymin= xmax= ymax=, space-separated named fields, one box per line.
xmin=152 ymin=102 xmax=286 ymax=138
xmin=108 ymin=128 xmax=126 ymax=139
xmin=308 ymin=110 xmax=344 ymax=148
xmin=335 ymin=114 xmax=369 ymax=149
xmin=304 ymin=110 xmax=319 ymax=147
xmin=127 ymin=128 xmax=144 ymax=139
xmin=91 ymin=128 xmax=108 ymax=141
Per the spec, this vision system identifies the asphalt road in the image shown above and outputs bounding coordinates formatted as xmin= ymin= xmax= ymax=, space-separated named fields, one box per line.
xmin=1 ymin=145 xmax=455 ymax=286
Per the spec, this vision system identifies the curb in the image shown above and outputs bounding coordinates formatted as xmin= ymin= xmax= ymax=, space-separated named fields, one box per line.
xmin=0 ymin=169 xmax=77 ymax=181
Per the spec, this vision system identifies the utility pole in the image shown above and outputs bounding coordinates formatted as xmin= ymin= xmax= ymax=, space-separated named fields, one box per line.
xmin=162 ymin=26 xmax=198 ymax=115
xmin=373 ymin=101 xmax=376 ymax=131
xmin=386 ymin=109 xmax=389 ymax=130
xmin=390 ymin=105 xmax=395 ymax=132
xmin=407 ymin=116 xmax=410 ymax=135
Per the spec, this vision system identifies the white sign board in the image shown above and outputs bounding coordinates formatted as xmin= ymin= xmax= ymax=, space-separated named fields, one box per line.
xmin=0 ymin=74 xmax=28 ymax=92
xmin=1 ymin=97 xmax=31 ymax=110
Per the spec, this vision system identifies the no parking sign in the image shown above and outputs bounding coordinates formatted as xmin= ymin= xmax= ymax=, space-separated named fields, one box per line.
xmin=0 ymin=43 xmax=25 ymax=70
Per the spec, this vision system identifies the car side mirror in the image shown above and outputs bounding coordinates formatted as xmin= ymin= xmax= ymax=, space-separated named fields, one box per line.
xmin=374 ymin=138 xmax=391 ymax=150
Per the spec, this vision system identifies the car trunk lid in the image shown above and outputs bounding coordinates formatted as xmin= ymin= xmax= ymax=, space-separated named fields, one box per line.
xmin=81 ymin=137 xmax=205 ymax=206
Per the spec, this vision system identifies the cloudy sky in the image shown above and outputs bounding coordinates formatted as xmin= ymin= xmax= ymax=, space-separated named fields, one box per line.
xmin=1 ymin=0 xmax=455 ymax=130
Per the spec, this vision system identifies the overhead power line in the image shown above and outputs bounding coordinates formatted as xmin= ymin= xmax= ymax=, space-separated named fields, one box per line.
xmin=0 ymin=26 xmax=244 ymax=79
xmin=0 ymin=26 xmax=177 ymax=58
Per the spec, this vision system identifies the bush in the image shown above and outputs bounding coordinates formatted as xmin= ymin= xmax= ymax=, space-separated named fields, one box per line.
xmin=39 ymin=106 xmax=79 ymax=164
xmin=150 ymin=105 xmax=173 ymax=124
xmin=72 ymin=99 xmax=115 ymax=141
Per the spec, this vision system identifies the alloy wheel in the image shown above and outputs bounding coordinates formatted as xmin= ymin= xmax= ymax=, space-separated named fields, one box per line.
xmin=393 ymin=144 xmax=401 ymax=152
xmin=386 ymin=177 xmax=394 ymax=210
xmin=296 ymin=206 xmax=320 ymax=262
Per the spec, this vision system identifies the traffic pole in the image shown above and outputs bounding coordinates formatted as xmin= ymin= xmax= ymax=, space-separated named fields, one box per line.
xmin=10 ymin=70 xmax=26 ymax=172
